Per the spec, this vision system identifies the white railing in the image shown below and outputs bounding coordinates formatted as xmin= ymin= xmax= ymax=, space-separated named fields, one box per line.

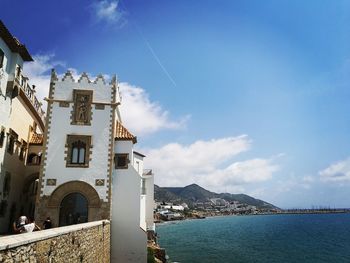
xmin=14 ymin=72 xmax=45 ymax=124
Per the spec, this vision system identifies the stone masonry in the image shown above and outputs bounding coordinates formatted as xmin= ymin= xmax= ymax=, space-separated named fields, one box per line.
xmin=0 ymin=220 xmax=110 ymax=263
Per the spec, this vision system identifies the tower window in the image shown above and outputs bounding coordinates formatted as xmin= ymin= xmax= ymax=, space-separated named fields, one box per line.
xmin=71 ymin=140 xmax=86 ymax=164
xmin=66 ymin=135 xmax=91 ymax=168
xmin=114 ymin=154 xmax=129 ymax=169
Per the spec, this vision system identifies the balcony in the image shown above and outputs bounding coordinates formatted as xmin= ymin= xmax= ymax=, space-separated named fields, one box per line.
xmin=7 ymin=68 xmax=46 ymax=131
xmin=143 ymin=169 xmax=153 ymax=176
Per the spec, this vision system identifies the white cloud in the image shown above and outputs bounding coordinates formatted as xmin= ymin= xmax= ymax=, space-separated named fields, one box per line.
xmin=212 ymin=158 xmax=278 ymax=184
xmin=92 ymin=0 xmax=127 ymax=27
xmin=119 ymin=82 xmax=189 ymax=136
xmin=24 ymin=53 xmax=187 ymax=136
xmin=24 ymin=54 xmax=65 ymax=103
xmin=302 ymin=175 xmax=315 ymax=183
xmin=319 ymin=158 xmax=350 ymax=182
xmin=142 ymin=136 xmax=279 ymax=192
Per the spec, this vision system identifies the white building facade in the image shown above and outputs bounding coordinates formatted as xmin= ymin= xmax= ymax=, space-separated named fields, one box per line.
xmin=111 ymin=122 xmax=155 ymax=262
xmin=0 ymin=20 xmax=45 ymax=233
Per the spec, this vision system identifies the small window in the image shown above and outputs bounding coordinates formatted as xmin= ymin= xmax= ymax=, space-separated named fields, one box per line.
xmin=27 ymin=153 xmax=41 ymax=165
xmin=3 ymin=172 xmax=11 ymax=198
xmin=16 ymin=64 xmax=21 ymax=78
xmin=7 ymin=131 xmax=17 ymax=155
xmin=0 ymin=49 xmax=4 ymax=69
xmin=0 ymin=127 xmax=5 ymax=148
xmin=141 ymin=178 xmax=146 ymax=195
xmin=19 ymin=141 xmax=27 ymax=161
xmin=114 ymin=154 xmax=129 ymax=169
xmin=66 ymin=135 xmax=91 ymax=168
xmin=0 ymin=200 xmax=7 ymax=217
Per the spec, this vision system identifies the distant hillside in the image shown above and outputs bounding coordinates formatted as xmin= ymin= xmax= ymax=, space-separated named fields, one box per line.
xmin=155 ymin=184 xmax=278 ymax=210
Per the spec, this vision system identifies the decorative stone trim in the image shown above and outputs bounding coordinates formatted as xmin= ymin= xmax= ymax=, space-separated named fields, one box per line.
xmin=62 ymin=70 xmax=75 ymax=82
xmin=65 ymin=135 xmax=92 ymax=168
xmin=59 ymin=101 xmax=70 ymax=107
xmin=45 ymin=98 xmax=120 ymax=106
xmin=95 ymin=104 xmax=105 ymax=110
xmin=47 ymin=181 xmax=101 ymax=208
xmin=107 ymin=79 xmax=117 ymax=203
xmin=46 ymin=179 xmax=57 ymax=186
xmin=95 ymin=179 xmax=105 ymax=186
xmin=93 ymin=74 xmax=106 ymax=85
xmin=36 ymin=69 xmax=56 ymax=200
xmin=78 ymin=72 xmax=91 ymax=83
xmin=70 ymin=89 xmax=93 ymax=126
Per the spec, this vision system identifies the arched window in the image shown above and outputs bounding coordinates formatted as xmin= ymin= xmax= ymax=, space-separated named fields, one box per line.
xmin=66 ymin=135 xmax=91 ymax=167
xmin=59 ymin=193 xmax=88 ymax=226
xmin=71 ymin=140 xmax=86 ymax=164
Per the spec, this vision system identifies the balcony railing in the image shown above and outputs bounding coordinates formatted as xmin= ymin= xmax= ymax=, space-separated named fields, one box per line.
xmin=13 ymin=71 xmax=46 ymax=125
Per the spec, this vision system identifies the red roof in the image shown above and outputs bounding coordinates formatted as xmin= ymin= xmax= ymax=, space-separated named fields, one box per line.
xmin=115 ymin=121 xmax=137 ymax=143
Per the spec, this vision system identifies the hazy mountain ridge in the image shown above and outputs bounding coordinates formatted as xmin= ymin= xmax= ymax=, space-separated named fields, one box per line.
xmin=155 ymin=183 xmax=278 ymax=209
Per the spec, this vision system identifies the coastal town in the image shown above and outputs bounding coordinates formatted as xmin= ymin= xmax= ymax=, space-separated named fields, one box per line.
xmin=1 ymin=1 xmax=350 ymax=263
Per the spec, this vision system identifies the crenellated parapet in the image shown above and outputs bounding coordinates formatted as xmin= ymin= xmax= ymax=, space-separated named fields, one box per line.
xmin=47 ymin=70 xmax=120 ymax=105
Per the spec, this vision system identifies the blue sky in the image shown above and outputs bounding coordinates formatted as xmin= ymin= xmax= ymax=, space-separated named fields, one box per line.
xmin=2 ymin=0 xmax=350 ymax=208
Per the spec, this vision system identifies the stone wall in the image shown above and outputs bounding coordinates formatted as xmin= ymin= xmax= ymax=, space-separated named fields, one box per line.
xmin=0 ymin=220 xmax=110 ymax=263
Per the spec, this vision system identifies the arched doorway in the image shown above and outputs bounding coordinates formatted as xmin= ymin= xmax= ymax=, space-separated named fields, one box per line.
xmin=59 ymin=193 xmax=88 ymax=226
xmin=40 ymin=181 xmax=102 ymax=227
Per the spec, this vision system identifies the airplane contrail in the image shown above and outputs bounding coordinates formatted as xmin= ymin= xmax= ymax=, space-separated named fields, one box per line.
xmin=119 ymin=0 xmax=177 ymax=87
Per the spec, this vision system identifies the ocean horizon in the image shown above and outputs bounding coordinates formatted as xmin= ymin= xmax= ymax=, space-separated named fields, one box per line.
xmin=157 ymin=213 xmax=350 ymax=263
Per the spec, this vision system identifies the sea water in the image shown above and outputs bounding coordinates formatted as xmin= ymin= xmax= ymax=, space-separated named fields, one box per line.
xmin=156 ymin=213 xmax=350 ymax=263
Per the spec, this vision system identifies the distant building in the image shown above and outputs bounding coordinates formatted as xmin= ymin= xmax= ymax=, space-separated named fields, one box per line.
xmin=210 ymin=198 xmax=228 ymax=206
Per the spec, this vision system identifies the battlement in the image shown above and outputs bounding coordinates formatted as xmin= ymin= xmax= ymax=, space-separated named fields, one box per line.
xmin=55 ymin=70 xmax=117 ymax=86
xmin=49 ymin=69 xmax=121 ymax=104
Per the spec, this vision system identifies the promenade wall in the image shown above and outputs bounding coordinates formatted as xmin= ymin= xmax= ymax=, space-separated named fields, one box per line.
xmin=0 ymin=220 xmax=110 ymax=263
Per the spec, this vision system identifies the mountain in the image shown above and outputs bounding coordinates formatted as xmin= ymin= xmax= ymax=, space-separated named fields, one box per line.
xmin=155 ymin=184 xmax=278 ymax=210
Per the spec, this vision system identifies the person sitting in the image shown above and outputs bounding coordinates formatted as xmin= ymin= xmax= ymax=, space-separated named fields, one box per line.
xmin=43 ymin=217 xmax=53 ymax=229
xmin=12 ymin=215 xmax=27 ymax=234
xmin=21 ymin=217 xmax=41 ymax=233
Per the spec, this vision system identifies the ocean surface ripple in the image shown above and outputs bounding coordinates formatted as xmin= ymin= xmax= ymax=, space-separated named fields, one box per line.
xmin=156 ymin=213 xmax=350 ymax=263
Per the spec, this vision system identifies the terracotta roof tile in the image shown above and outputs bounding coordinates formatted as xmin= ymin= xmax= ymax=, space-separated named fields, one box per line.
xmin=115 ymin=121 xmax=137 ymax=143
xmin=29 ymin=133 xmax=43 ymax=145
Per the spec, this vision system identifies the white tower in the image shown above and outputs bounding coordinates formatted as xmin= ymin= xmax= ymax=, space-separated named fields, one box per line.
xmin=35 ymin=70 xmax=119 ymax=226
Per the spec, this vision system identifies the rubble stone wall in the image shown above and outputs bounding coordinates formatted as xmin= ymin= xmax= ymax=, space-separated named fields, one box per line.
xmin=0 ymin=220 xmax=110 ymax=263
